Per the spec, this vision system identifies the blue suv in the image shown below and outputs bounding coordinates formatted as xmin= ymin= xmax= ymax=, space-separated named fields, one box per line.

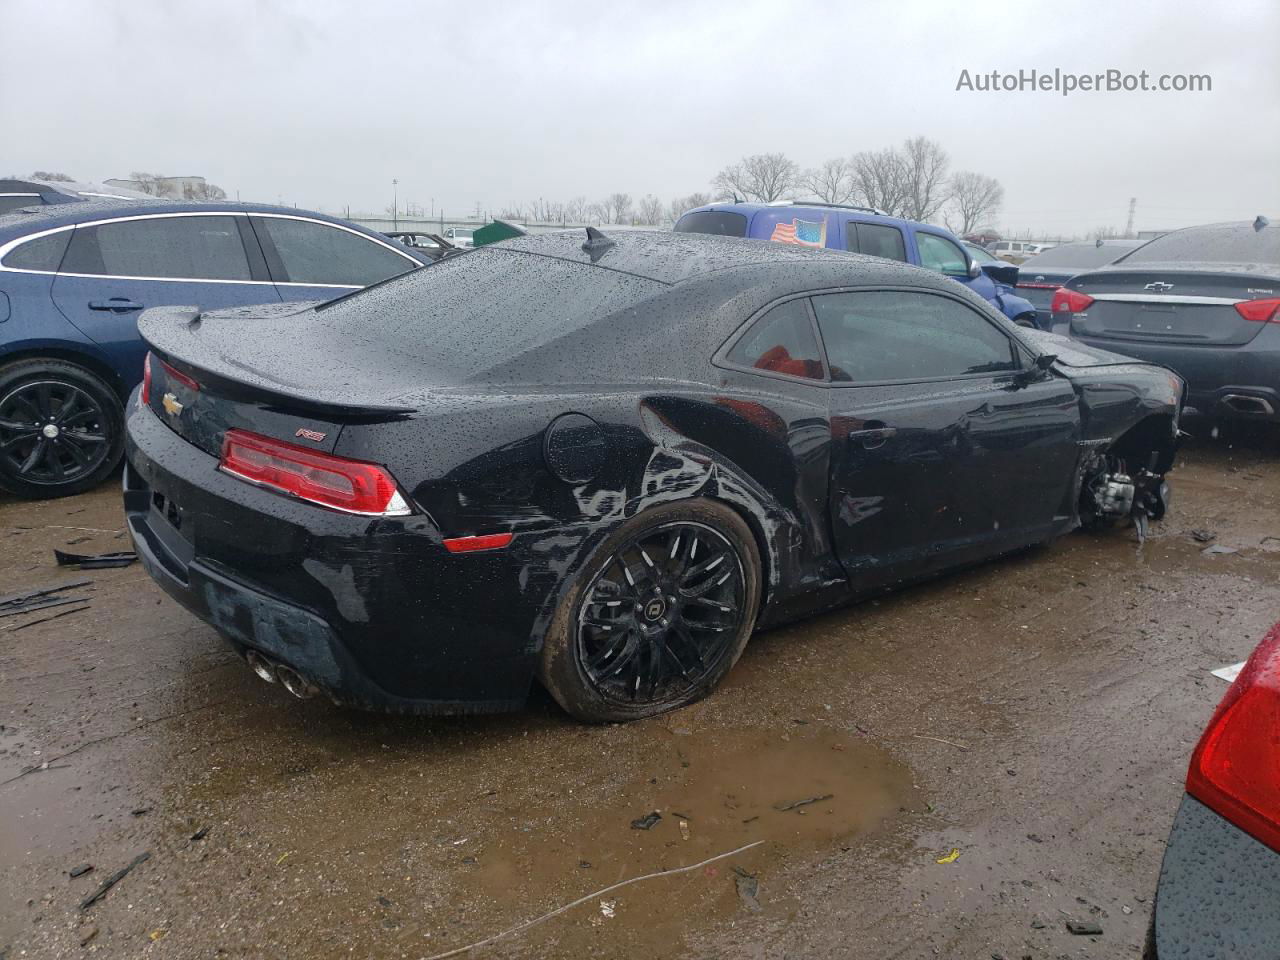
xmin=674 ymin=202 xmax=1037 ymax=327
xmin=0 ymin=198 xmax=432 ymax=498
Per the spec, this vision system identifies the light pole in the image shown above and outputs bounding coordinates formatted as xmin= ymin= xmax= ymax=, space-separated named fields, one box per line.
xmin=392 ymin=179 xmax=398 ymax=231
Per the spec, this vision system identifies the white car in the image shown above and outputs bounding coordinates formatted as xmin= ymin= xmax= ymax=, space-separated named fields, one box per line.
xmin=444 ymin=227 xmax=474 ymax=248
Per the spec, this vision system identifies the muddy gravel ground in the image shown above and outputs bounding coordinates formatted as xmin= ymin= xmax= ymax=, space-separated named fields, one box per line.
xmin=2 ymin=427 xmax=1278 ymax=960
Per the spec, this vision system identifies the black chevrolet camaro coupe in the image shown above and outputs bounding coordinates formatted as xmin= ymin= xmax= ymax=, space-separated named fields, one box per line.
xmin=124 ymin=230 xmax=1182 ymax=721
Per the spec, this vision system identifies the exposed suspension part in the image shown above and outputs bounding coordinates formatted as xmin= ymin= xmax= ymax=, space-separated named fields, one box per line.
xmin=1081 ymin=452 xmax=1171 ymax=541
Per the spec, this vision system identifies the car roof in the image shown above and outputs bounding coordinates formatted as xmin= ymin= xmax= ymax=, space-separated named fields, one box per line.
xmin=495 ymin=228 xmax=944 ymax=287
xmin=678 ymin=201 xmax=958 ymax=235
xmin=0 ymin=197 xmax=375 ymax=242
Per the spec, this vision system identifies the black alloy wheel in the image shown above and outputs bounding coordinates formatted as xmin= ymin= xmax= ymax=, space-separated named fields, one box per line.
xmin=0 ymin=360 xmax=124 ymax=499
xmin=541 ymin=500 xmax=761 ymax=723
xmin=578 ymin=521 xmax=745 ymax=701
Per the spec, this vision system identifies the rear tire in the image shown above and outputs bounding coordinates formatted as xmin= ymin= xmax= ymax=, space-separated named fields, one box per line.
xmin=540 ymin=499 xmax=761 ymax=723
xmin=0 ymin=359 xmax=124 ymax=499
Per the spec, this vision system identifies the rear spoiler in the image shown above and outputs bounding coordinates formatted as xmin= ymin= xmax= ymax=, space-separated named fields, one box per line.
xmin=139 ymin=306 xmax=416 ymax=417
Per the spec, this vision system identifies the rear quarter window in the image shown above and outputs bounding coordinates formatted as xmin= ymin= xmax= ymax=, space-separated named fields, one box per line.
xmin=1 ymin=230 xmax=71 ymax=271
xmin=673 ymin=211 xmax=748 ymax=237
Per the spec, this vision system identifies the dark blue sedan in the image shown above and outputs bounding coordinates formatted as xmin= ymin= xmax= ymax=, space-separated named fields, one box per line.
xmin=0 ymin=198 xmax=430 ymax=498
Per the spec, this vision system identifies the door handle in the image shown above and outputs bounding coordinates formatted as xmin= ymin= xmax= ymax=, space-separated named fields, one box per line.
xmin=848 ymin=426 xmax=898 ymax=449
xmin=89 ymin=298 xmax=144 ymax=312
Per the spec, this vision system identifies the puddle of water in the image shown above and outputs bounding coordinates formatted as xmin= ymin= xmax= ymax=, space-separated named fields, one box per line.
xmin=435 ymin=724 xmax=919 ymax=957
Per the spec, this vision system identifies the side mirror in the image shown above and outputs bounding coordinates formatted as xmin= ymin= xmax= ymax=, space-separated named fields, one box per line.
xmin=1035 ymin=353 xmax=1058 ymax=371
xmin=967 ymin=259 xmax=982 ymax=279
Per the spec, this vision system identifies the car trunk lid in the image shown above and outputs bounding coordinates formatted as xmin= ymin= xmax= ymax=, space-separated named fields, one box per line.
xmin=139 ymin=304 xmax=416 ymax=460
xmin=1067 ymin=266 xmax=1275 ymax=346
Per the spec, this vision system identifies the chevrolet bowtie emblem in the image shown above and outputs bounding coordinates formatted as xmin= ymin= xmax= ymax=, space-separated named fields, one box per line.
xmin=162 ymin=392 xmax=184 ymax=417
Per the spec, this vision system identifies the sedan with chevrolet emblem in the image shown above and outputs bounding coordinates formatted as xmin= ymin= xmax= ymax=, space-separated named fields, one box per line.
xmin=124 ymin=230 xmax=1182 ymax=721
xmin=1051 ymin=218 xmax=1280 ymax=424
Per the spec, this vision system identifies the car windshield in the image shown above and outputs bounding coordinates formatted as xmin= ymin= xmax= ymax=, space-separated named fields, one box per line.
xmin=1022 ymin=242 xmax=1139 ymax=269
xmin=965 ymin=244 xmax=998 ymax=263
xmin=1117 ymin=222 xmax=1280 ymax=267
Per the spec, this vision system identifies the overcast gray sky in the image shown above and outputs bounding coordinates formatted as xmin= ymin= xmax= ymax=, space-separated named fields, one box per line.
xmin=3 ymin=0 xmax=1276 ymax=236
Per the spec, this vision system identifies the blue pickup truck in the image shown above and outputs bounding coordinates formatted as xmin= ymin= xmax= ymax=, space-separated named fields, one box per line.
xmin=675 ymin=201 xmax=1037 ymax=327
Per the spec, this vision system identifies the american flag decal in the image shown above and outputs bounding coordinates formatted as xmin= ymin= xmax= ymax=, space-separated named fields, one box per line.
xmin=770 ymin=218 xmax=827 ymax=247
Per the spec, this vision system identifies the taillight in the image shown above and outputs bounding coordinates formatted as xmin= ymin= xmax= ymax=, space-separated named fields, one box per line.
xmin=1186 ymin=622 xmax=1280 ymax=853
xmin=219 ymin=429 xmax=410 ymax=517
xmin=140 ymin=352 xmax=153 ymax=407
xmin=1050 ymin=287 xmax=1095 ymax=314
xmin=1235 ymin=298 xmax=1280 ymax=324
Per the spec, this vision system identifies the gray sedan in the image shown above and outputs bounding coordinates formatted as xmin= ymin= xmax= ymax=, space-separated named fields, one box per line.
xmin=1051 ymin=218 xmax=1279 ymax=423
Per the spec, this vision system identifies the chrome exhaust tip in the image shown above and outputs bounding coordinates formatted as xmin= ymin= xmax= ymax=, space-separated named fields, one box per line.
xmin=246 ymin=650 xmax=277 ymax=683
xmin=1222 ymin=394 xmax=1275 ymax=415
xmin=275 ymin=665 xmax=318 ymax=700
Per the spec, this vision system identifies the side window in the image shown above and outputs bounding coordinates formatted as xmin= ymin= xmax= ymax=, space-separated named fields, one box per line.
xmin=916 ymin=233 xmax=969 ymax=276
xmin=0 ymin=194 xmax=43 ymax=216
xmin=845 ymin=222 xmax=908 ymax=262
xmin=726 ymin=299 xmax=825 ymax=381
xmin=255 ymin=217 xmax=415 ymax=286
xmin=812 ymin=291 xmax=1017 ymax=383
xmin=62 ymin=216 xmax=251 ymax=280
xmin=1 ymin=230 xmax=71 ymax=271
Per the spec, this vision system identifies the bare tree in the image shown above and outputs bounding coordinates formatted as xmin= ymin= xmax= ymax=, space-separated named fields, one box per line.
xmin=130 ymin=172 xmax=165 ymax=196
xmin=945 ymin=172 xmax=1004 ymax=235
xmin=898 ymin=136 xmax=950 ymax=222
xmin=183 ymin=181 xmax=227 ymax=201
xmin=850 ymin=148 xmax=908 ymax=215
xmin=592 ymin=193 xmax=633 ymax=224
xmin=564 ymin=196 xmax=590 ymax=223
xmin=1089 ymin=225 xmax=1121 ymax=240
xmin=637 ymin=194 xmax=664 ymax=225
xmin=668 ymin=192 xmax=710 ymax=222
xmin=31 ymin=170 xmax=74 ymax=182
xmin=712 ymin=153 xmax=799 ymax=203
xmin=800 ymin=157 xmax=854 ymax=204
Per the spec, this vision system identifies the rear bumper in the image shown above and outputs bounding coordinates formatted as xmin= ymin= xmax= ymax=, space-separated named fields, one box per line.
xmin=1153 ymin=794 xmax=1280 ymax=958
xmin=124 ymin=400 xmax=552 ymax=714
xmin=1059 ymin=326 xmax=1280 ymax=422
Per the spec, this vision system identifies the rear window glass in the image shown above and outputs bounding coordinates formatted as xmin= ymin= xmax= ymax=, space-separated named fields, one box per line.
xmin=1118 ymin=223 xmax=1280 ymax=267
xmin=63 ymin=216 xmax=251 ymax=280
xmin=1022 ymin=243 xmax=1139 ymax=269
xmin=1 ymin=230 xmax=71 ymax=271
xmin=0 ymin=195 xmax=43 ymax=216
xmin=316 ymin=248 xmax=663 ymax=380
xmin=674 ymin=211 xmax=748 ymax=237
xmin=847 ymin=222 xmax=907 ymax=262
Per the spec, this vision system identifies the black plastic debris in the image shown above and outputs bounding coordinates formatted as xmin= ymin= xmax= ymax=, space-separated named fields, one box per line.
xmin=1065 ymin=920 xmax=1103 ymax=936
xmin=0 ymin=579 xmax=91 ymax=620
xmin=54 ymin=549 xmax=137 ymax=570
xmin=80 ymin=852 xmax=150 ymax=910
xmin=69 ymin=864 xmax=94 ymax=878
xmin=630 ymin=811 xmax=662 ymax=830
xmin=190 ymin=827 xmax=210 ymax=842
